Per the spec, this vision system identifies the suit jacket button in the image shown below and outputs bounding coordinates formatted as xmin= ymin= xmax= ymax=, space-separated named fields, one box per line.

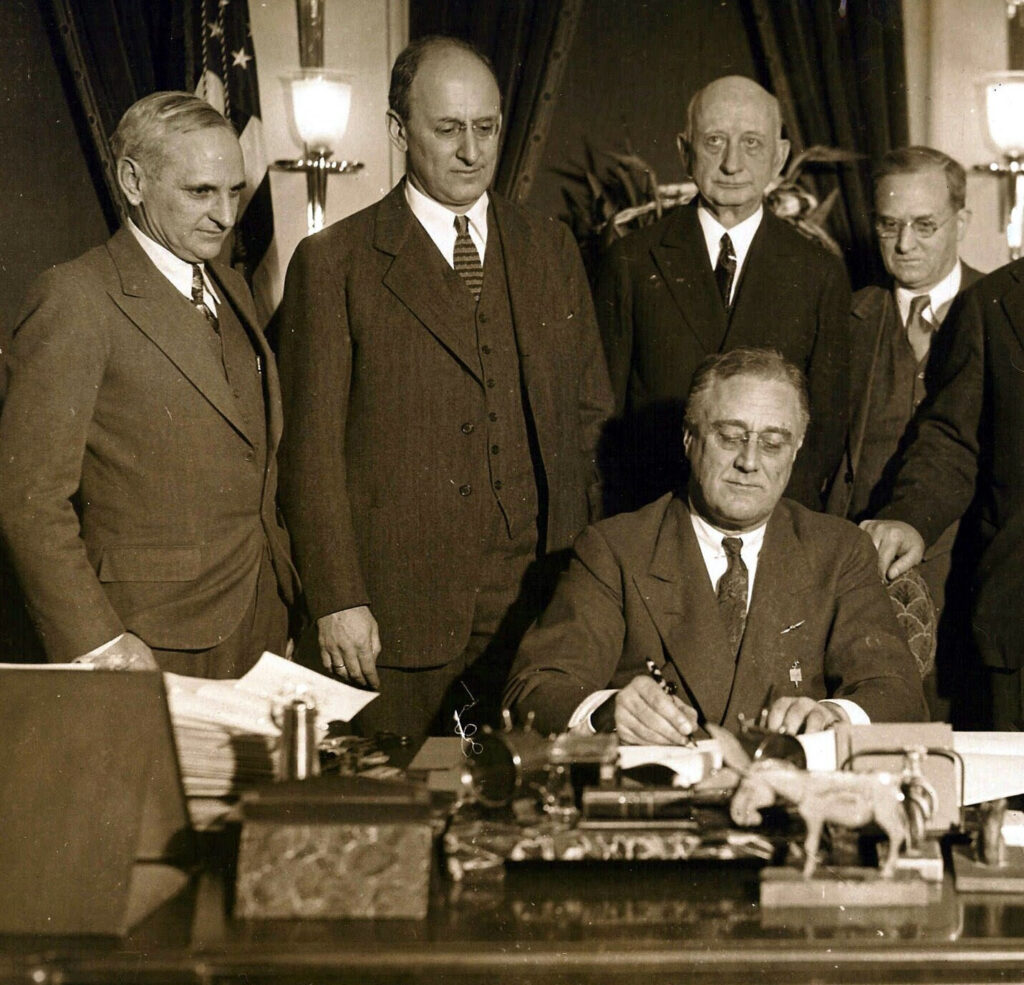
xmin=461 ymin=422 xmax=475 ymax=434
xmin=244 ymin=450 xmax=255 ymax=462
xmin=459 ymin=484 xmax=472 ymax=496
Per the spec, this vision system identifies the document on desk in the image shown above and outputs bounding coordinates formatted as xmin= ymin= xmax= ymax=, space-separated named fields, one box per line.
xmin=165 ymin=651 xmax=377 ymax=734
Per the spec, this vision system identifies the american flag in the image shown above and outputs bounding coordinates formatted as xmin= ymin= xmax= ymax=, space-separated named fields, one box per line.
xmin=194 ymin=0 xmax=277 ymax=325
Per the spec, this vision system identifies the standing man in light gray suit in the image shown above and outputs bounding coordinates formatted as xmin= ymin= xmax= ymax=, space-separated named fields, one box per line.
xmin=275 ymin=36 xmax=613 ymax=742
xmin=0 ymin=92 xmax=298 ymax=676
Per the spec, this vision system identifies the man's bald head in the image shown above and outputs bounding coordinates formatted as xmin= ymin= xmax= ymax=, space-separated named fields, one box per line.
xmin=685 ymin=76 xmax=782 ymax=144
xmin=682 ymin=75 xmax=789 ymax=227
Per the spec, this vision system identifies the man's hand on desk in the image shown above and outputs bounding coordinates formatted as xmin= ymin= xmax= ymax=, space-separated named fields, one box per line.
xmin=766 ymin=696 xmax=845 ymax=734
xmin=860 ymin=519 xmax=925 ymax=582
xmin=615 ymin=675 xmax=698 ymax=745
xmin=318 ymin=606 xmax=381 ymax=689
xmin=75 ymin=632 xmax=159 ymax=670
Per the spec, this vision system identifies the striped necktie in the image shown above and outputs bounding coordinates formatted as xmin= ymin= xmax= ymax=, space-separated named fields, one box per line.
xmin=453 ymin=214 xmax=483 ymax=301
xmin=190 ymin=263 xmax=219 ymax=332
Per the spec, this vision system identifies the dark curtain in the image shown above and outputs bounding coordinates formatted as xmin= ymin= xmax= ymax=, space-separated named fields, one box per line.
xmin=38 ymin=0 xmax=191 ymax=231
xmin=745 ymin=0 xmax=908 ymax=288
xmin=409 ymin=0 xmax=582 ymax=203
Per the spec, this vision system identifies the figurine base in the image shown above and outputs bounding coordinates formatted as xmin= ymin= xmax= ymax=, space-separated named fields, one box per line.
xmin=760 ymin=866 xmax=930 ymax=907
xmin=952 ymin=845 xmax=1024 ymax=893
xmin=896 ymin=841 xmax=944 ymax=883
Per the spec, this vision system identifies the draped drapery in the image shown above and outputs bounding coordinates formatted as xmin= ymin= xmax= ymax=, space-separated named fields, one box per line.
xmin=38 ymin=0 xmax=190 ymax=231
xmin=746 ymin=0 xmax=908 ymax=286
xmin=409 ymin=0 xmax=583 ymax=204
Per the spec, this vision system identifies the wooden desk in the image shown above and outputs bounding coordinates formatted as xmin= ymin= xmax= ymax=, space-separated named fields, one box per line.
xmin=5 ymin=859 xmax=1024 ymax=984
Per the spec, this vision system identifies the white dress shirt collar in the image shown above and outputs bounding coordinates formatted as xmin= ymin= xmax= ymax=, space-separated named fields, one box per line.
xmin=689 ymin=506 xmax=767 ymax=611
xmin=697 ymin=204 xmax=764 ymax=303
xmin=894 ymin=259 xmax=962 ymax=327
xmin=404 ymin=180 xmax=489 ymax=268
xmin=127 ymin=219 xmax=219 ymax=306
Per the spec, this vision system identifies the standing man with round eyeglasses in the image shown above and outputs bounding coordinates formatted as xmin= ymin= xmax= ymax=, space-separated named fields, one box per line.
xmin=274 ymin=36 xmax=612 ymax=744
xmin=827 ymin=147 xmax=977 ymax=721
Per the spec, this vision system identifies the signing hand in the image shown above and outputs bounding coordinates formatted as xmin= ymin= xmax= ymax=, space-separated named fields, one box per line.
xmin=75 ymin=632 xmax=159 ymax=671
xmin=318 ymin=606 xmax=381 ymax=689
xmin=860 ymin=519 xmax=925 ymax=582
xmin=615 ymin=675 xmax=698 ymax=744
xmin=766 ymin=696 xmax=845 ymax=734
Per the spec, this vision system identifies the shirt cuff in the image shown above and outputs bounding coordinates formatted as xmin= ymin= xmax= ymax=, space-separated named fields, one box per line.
xmin=568 ymin=689 xmax=619 ymax=733
xmin=78 ymin=633 xmax=125 ymax=660
xmin=820 ymin=698 xmax=869 ymax=725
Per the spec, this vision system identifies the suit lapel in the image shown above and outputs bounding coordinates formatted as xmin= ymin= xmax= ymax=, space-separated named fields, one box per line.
xmin=631 ymin=498 xmax=736 ymax=725
xmin=725 ymin=506 xmax=816 ymax=719
xmin=208 ymin=262 xmax=282 ymax=454
xmin=491 ymin=195 xmax=540 ymax=371
xmin=376 ymin=184 xmax=482 ymax=382
xmin=107 ymin=228 xmax=253 ymax=444
xmin=651 ymin=205 xmax=729 ymax=354
xmin=726 ymin=213 xmax=793 ymax=347
xmin=1001 ymin=265 xmax=1024 ymax=357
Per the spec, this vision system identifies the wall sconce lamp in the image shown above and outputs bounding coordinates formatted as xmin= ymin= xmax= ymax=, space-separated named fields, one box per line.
xmin=271 ymin=1 xmax=362 ymax=236
xmin=274 ymin=70 xmax=363 ymax=235
xmin=976 ymin=72 xmax=1024 ymax=259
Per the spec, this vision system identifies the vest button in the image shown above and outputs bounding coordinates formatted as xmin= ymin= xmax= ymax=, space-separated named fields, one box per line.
xmin=486 ymin=378 xmax=495 ymax=388
xmin=459 ymin=484 xmax=472 ymax=496
xmin=494 ymin=480 xmax=503 ymax=490
xmin=461 ymin=422 xmax=475 ymax=434
xmin=489 ymin=412 xmax=498 ymax=422
xmin=491 ymin=444 xmax=500 ymax=455
xmin=481 ymin=344 xmax=492 ymax=354
xmin=244 ymin=450 xmax=255 ymax=462
xmin=479 ymin=313 xmax=488 ymax=323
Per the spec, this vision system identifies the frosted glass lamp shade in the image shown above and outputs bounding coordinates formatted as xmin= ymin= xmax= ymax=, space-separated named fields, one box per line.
xmin=981 ymin=73 xmax=1024 ymax=157
xmin=287 ymin=71 xmax=352 ymax=152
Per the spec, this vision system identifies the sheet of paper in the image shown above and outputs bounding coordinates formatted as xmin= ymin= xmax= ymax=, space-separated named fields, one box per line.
xmin=236 ymin=652 xmax=377 ymax=724
xmin=954 ymin=732 xmax=1024 ymax=805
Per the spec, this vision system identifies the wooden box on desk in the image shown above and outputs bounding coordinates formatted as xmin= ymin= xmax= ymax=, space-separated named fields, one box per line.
xmin=235 ymin=775 xmax=434 ymax=919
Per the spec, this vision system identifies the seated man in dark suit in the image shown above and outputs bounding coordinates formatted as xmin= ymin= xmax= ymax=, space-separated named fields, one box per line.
xmin=504 ymin=348 xmax=927 ymax=742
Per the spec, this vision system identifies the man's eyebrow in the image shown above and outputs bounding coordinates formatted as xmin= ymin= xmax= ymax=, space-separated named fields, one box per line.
xmin=712 ymin=418 xmax=793 ymax=437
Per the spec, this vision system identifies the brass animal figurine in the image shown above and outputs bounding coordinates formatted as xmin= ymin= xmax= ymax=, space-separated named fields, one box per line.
xmin=731 ymin=759 xmax=911 ymax=878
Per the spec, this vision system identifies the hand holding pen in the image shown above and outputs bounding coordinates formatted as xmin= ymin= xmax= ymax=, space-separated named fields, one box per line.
xmin=611 ymin=659 xmax=700 ymax=746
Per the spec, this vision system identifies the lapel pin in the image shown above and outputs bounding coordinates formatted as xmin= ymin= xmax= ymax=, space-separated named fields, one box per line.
xmin=789 ymin=660 xmax=803 ymax=687
xmin=780 ymin=620 xmax=805 ymax=635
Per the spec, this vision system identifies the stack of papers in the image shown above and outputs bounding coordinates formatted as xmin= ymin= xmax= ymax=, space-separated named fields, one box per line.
xmin=165 ymin=652 xmax=378 ymax=798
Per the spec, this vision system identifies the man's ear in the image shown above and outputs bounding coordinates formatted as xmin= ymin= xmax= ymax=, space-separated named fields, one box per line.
xmin=683 ymin=426 xmax=695 ymax=457
xmin=117 ymin=156 xmax=144 ymax=206
xmin=676 ymin=132 xmax=693 ymax=173
xmin=955 ymin=208 xmax=972 ymax=244
xmin=386 ymin=110 xmax=408 ymax=153
xmin=771 ymin=138 xmax=790 ymax=181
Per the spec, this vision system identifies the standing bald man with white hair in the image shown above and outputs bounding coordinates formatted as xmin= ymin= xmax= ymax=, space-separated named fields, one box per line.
xmin=595 ymin=75 xmax=850 ymax=515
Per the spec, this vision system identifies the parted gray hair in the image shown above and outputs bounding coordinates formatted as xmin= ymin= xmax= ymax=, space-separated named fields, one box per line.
xmin=873 ymin=145 xmax=967 ymax=211
xmin=684 ymin=347 xmax=810 ymax=435
xmin=111 ymin=91 xmax=236 ymax=170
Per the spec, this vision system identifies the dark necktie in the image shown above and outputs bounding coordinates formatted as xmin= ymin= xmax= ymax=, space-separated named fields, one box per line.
xmin=190 ymin=263 xmax=219 ymax=332
xmin=714 ymin=233 xmax=737 ymax=309
xmin=453 ymin=214 xmax=483 ymax=301
xmin=905 ymin=293 xmax=932 ymax=363
xmin=718 ymin=536 xmax=748 ymax=657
